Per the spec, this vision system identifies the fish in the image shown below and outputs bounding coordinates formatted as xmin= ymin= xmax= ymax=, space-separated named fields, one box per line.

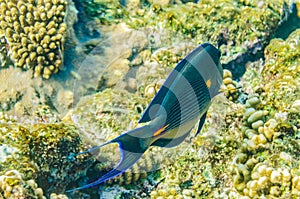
xmin=67 ymin=43 xmax=223 ymax=192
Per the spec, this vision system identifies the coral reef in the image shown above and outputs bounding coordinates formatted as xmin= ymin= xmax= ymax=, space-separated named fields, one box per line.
xmin=68 ymin=0 xmax=292 ymax=101
xmin=145 ymin=29 xmax=300 ymax=199
xmin=136 ymin=44 xmax=189 ymax=97
xmin=241 ymin=94 xmax=269 ymax=151
xmin=0 ymin=67 xmax=63 ymax=119
xmin=0 ymin=111 xmax=17 ymax=123
xmin=71 ymin=88 xmax=147 ymax=145
xmin=230 ymin=29 xmax=300 ymax=198
xmin=106 ymin=150 xmax=157 ymax=186
xmin=74 ymin=0 xmax=128 ymax=25
xmin=0 ymin=0 xmax=68 ymax=78
xmin=0 ymin=123 xmax=38 ymax=179
xmin=32 ymin=105 xmax=61 ymax=124
xmin=0 ymin=36 xmax=13 ymax=67
xmin=68 ymin=23 xmax=149 ymax=98
xmin=50 ymin=193 xmax=68 ymax=199
xmin=0 ymin=0 xmax=298 ymax=198
xmin=0 ymin=170 xmax=45 ymax=199
xmin=63 ymin=2 xmax=298 ymax=198
xmin=232 ymin=149 xmax=300 ymax=198
xmin=0 ymin=170 xmax=68 ymax=199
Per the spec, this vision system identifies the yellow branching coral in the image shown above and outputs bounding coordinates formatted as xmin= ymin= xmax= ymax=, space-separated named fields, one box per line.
xmin=0 ymin=0 xmax=67 ymax=79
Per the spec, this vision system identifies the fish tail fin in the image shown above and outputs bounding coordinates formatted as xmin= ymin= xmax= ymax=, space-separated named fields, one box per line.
xmin=66 ymin=125 xmax=152 ymax=192
xmin=66 ymin=150 xmax=143 ymax=192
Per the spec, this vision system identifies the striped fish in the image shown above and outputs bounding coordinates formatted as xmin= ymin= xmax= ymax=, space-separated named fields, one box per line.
xmin=67 ymin=43 xmax=223 ymax=192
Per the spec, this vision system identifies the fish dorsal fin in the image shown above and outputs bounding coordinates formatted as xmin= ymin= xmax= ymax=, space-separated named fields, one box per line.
xmin=195 ymin=112 xmax=207 ymax=136
xmin=139 ymin=59 xmax=189 ymax=123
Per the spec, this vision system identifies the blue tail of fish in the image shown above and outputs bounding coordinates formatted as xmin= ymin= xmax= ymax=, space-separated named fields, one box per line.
xmin=66 ymin=126 xmax=149 ymax=192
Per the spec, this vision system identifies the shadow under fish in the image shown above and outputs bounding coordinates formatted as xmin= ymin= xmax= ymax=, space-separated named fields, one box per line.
xmin=67 ymin=43 xmax=223 ymax=192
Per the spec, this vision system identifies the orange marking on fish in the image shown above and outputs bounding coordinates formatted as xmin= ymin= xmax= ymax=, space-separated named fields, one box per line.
xmin=206 ymin=79 xmax=211 ymax=88
xmin=153 ymin=125 xmax=169 ymax=137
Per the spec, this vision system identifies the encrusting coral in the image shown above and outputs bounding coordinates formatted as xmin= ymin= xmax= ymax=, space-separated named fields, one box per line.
xmin=241 ymin=94 xmax=269 ymax=151
xmin=0 ymin=169 xmax=69 ymax=199
xmin=49 ymin=193 xmax=68 ymax=199
xmin=0 ymin=0 xmax=68 ymax=78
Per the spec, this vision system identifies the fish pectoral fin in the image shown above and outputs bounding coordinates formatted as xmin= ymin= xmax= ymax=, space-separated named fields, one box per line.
xmin=66 ymin=144 xmax=144 ymax=192
xmin=195 ymin=112 xmax=207 ymax=136
xmin=153 ymin=124 xmax=169 ymax=137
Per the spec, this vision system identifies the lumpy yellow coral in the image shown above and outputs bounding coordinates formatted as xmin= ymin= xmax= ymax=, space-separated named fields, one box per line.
xmin=223 ymin=69 xmax=240 ymax=101
xmin=0 ymin=0 xmax=67 ymax=79
xmin=0 ymin=170 xmax=46 ymax=199
xmin=230 ymin=30 xmax=300 ymax=197
xmin=262 ymin=29 xmax=300 ymax=114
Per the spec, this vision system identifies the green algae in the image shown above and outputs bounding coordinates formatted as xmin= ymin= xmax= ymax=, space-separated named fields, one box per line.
xmin=262 ymin=29 xmax=300 ymax=115
xmin=80 ymin=0 xmax=288 ymax=64
xmin=76 ymin=0 xmax=129 ymax=25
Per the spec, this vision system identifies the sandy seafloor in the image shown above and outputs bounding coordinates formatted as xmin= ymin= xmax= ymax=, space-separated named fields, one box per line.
xmin=0 ymin=0 xmax=300 ymax=198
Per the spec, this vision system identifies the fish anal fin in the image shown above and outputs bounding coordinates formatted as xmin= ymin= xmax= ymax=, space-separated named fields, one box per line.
xmin=195 ymin=112 xmax=207 ymax=136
